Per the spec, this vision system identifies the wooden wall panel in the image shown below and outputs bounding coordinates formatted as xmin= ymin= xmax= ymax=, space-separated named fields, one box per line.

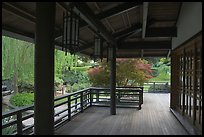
xmin=171 ymin=33 xmax=202 ymax=133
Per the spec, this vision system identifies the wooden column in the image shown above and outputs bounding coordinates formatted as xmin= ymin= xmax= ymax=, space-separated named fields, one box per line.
xmin=34 ymin=2 xmax=56 ymax=135
xmin=170 ymin=51 xmax=179 ymax=109
xmin=109 ymin=46 xmax=116 ymax=115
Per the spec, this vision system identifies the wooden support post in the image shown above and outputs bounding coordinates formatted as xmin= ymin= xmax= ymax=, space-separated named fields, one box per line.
xmin=110 ymin=46 xmax=116 ymax=115
xmin=34 ymin=2 xmax=55 ymax=135
xmin=170 ymin=51 xmax=179 ymax=109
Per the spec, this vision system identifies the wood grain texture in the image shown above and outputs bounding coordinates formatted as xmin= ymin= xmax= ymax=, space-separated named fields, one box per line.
xmin=55 ymin=93 xmax=188 ymax=135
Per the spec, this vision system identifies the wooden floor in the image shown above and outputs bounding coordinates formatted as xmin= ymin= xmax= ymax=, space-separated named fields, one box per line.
xmin=55 ymin=93 xmax=188 ymax=135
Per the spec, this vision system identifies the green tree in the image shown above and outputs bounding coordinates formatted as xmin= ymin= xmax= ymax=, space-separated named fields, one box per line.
xmin=2 ymin=36 xmax=34 ymax=92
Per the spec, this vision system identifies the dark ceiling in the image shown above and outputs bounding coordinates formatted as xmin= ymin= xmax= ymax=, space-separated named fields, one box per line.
xmin=2 ymin=2 xmax=182 ymax=58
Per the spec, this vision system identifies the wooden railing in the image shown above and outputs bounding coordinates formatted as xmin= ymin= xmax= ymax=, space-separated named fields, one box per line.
xmin=90 ymin=87 xmax=143 ymax=109
xmin=143 ymin=82 xmax=170 ymax=92
xmin=2 ymin=87 xmax=143 ymax=135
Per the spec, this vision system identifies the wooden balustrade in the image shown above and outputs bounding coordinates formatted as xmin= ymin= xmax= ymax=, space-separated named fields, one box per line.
xmin=2 ymin=87 xmax=143 ymax=135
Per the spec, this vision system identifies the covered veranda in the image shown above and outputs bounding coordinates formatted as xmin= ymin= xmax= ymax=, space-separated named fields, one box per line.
xmin=2 ymin=2 xmax=202 ymax=135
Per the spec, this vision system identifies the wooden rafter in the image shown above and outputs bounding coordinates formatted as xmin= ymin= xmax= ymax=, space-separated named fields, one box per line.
xmin=72 ymin=2 xmax=117 ymax=46
xmin=142 ymin=2 xmax=148 ymax=39
xmin=55 ymin=2 xmax=142 ymax=39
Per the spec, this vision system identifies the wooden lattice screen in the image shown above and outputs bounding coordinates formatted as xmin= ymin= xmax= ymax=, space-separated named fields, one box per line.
xmin=171 ymin=33 xmax=202 ymax=133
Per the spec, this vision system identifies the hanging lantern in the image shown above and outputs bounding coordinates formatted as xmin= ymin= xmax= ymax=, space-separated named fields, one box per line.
xmin=94 ymin=37 xmax=103 ymax=60
xmin=62 ymin=8 xmax=80 ymax=55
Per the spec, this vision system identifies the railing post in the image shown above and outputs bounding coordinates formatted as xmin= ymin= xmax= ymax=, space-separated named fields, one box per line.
xmin=90 ymin=89 xmax=92 ymax=106
xmin=68 ymin=96 xmax=71 ymax=121
xmin=84 ymin=90 xmax=88 ymax=108
xmin=74 ymin=95 xmax=77 ymax=110
xmin=17 ymin=112 xmax=23 ymax=135
xmin=80 ymin=92 xmax=84 ymax=113
xmin=96 ymin=90 xmax=99 ymax=102
xmin=117 ymin=90 xmax=121 ymax=103
xmin=153 ymin=82 xmax=156 ymax=92
xmin=138 ymin=90 xmax=142 ymax=110
xmin=141 ymin=87 xmax=143 ymax=104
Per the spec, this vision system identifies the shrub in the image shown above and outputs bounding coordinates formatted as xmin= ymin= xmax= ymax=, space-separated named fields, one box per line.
xmin=62 ymin=70 xmax=90 ymax=86
xmin=10 ymin=93 xmax=34 ymax=107
xmin=18 ymin=81 xmax=34 ymax=93
xmin=67 ymin=82 xmax=90 ymax=93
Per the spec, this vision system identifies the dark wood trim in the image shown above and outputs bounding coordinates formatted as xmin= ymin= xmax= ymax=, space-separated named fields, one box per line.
xmin=115 ymin=54 xmax=167 ymax=58
xmin=113 ymin=23 xmax=142 ymax=38
xmin=55 ymin=2 xmax=142 ymax=39
xmin=170 ymin=109 xmax=198 ymax=135
xmin=97 ymin=2 xmax=142 ymax=20
xmin=75 ymin=43 xmax=93 ymax=53
xmin=118 ymin=41 xmax=172 ymax=50
xmin=57 ymin=2 xmax=117 ymax=46
xmin=2 ymin=25 xmax=35 ymax=43
xmin=2 ymin=2 xmax=36 ymax=24
xmin=146 ymin=27 xmax=177 ymax=37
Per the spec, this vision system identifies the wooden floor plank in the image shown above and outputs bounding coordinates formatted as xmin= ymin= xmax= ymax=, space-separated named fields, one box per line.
xmin=55 ymin=93 xmax=188 ymax=135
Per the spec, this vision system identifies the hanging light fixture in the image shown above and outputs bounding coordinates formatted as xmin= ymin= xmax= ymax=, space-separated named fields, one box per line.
xmin=94 ymin=37 xmax=103 ymax=61
xmin=62 ymin=7 xmax=80 ymax=55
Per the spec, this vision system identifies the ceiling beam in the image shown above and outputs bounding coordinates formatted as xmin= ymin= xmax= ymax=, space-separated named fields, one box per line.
xmin=3 ymin=2 xmax=61 ymax=32
xmin=116 ymin=26 xmax=177 ymax=40
xmin=55 ymin=2 xmax=142 ymax=40
xmin=116 ymin=54 xmax=167 ymax=58
xmin=86 ymin=52 xmax=167 ymax=58
xmin=72 ymin=2 xmax=117 ymax=46
xmin=3 ymin=25 xmax=65 ymax=51
xmin=2 ymin=2 xmax=36 ymax=24
xmin=75 ymin=43 xmax=94 ymax=53
xmin=112 ymin=18 xmax=156 ymax=41
xmin=146 ymin=27 xmax=177 ymax=37
xmin=142 ymin=2 xmax=148 ymax=39
xmin=2 ymin=25 xmax=35 ymax=43
xmin=113 ymin=23 xmax=142 ymax=38
xmin=96 ymin=2 xmax=142 ymax=20
xmin=118 ymin=41 xmax=172 ymax=50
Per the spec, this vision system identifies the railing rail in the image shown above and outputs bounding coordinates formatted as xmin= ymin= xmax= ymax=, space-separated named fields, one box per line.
xmin=2 ymin=87 xmax=143 ymax=135
xmin=90 ymin=87 xmax=143 ymax=109
xmin=143 ymin=81 xmax=170 ymax=92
